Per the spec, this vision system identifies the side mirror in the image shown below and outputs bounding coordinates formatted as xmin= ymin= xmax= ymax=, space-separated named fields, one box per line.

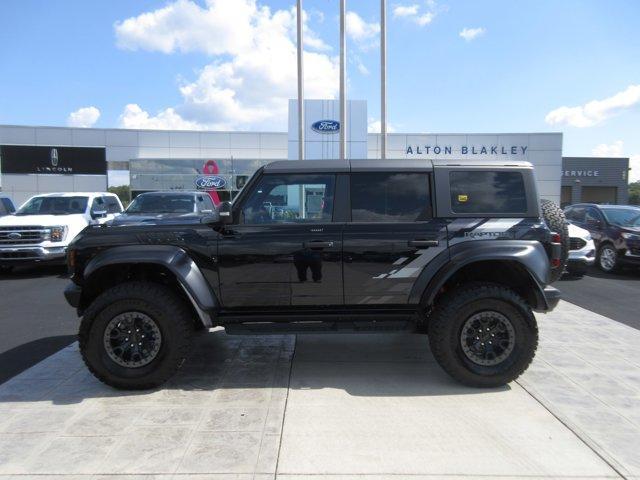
xmin=91 ymin=209 xmax=108 ymax=219
xmin=218 ymin=201 xmax=233 ymax=224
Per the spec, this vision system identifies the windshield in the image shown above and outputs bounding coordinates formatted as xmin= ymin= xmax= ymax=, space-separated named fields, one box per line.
xmin=126 ymin=194 xmax=196 ymax=214
xmin=16 ymin=196 xmax=88 ymax=215
xmin=601 ymin=207 xmax=640 ymax=227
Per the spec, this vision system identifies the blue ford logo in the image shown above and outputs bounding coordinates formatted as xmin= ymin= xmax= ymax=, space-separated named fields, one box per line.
xmin=311 ymin=120 xmax=340 ymax=134
xmin=195 ymin=175 xmax=226 ymax=190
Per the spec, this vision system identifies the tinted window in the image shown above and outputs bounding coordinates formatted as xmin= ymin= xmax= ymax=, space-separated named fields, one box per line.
xmin=350 ymin=172 xmax=431 ymax=222
xmin=585 ymin=207 xmax=603 ymax=223
xmin=450 ymin=171 xmax=527 ymax=214
xmin=566 ymin=206 xmax=585 ymax=222
xmin=103 ymin=196 xmax=122 ymax=213
xmin=16 ymin=196 xmax=88 ymax=215
xmin=241 ymin=174 xmax=335 ymax=224
xmin=126 ymin=194 xmax=196 ymax=214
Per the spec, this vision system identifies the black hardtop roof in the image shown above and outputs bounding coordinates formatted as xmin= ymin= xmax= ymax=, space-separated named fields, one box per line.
xmin=263 ymin=159 xmax=533 ymax=173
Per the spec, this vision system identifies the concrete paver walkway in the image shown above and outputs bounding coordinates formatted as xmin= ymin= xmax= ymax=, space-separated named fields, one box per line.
xmin=0 ymin=301 xmax=637 ymax=479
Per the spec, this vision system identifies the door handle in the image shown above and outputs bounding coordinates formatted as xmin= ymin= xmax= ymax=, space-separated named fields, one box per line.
xmin=408 ymin=239 xmax=439 ymax=248
xmin=304 ymin=240 xmax=334 ymax=249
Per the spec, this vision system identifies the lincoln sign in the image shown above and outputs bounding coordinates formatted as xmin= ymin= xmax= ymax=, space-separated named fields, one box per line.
xmin=406 ymin=145 xmax=529 ymax=155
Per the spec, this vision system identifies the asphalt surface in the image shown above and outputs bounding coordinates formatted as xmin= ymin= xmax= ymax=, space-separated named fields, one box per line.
xmin=558 ymin=264 xmax=640 ymax=331
xmin=0 ymin=265 xmax=77 ymax=384
xmin=0 ymin=261 xmax=638 ymax=385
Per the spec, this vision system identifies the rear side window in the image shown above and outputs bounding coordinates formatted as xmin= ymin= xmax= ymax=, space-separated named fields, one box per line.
xmin=450 ymin=171 xmax=527 ymax=214
xmin=350 ymin=172 xmax=432 ymax=222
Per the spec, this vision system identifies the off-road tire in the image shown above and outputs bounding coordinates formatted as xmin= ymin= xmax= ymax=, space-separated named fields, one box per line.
xmin=428 ymin=282 xmax=538 ymax=388
xmin=597 ymin=243 xmax=619 ymax=273
xmin=540 ymin=199 xmax=569 ymax=283
xmin=79 ymin=281 xmax=194 ymax=390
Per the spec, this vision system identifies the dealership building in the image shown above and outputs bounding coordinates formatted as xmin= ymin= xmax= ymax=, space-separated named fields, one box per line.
xmin=0 ymin=99 xmax=625 ymax=208
xmin=561 ymin=156 xmax=630 ymax=207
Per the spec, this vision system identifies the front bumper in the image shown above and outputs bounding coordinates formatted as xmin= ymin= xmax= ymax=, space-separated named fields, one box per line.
xmin=567 ymin=240 xmax=595 ymax=268
xmin=0 ymin=246 xmax=67 ymax=265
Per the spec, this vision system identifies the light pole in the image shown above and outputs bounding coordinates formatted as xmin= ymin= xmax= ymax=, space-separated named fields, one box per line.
xmin=339 ymin=0 xmax=347 ymax=161
xmin=380 ymin=0 xmax=387 ymax=160
xmin=296 ymin=0 xmax=305 ymax=160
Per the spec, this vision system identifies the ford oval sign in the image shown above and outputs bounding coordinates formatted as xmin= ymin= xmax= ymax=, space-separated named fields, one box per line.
xmin=195 ymin=175 xmax=226 ymax=190
xmin=311 ymin=120 xmax=340 ymax=134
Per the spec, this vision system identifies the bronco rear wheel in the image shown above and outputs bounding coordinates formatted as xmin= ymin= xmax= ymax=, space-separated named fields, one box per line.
xmin=79 ymin=281 xmax=194 ymax=390
xmin=428 ymin=282 xmax=538 ymax=388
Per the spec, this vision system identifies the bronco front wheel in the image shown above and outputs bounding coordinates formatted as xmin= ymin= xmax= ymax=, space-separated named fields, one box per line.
xmin=428 ymin=283 xmax=538 ymax=388
xmin=79 ymin=281 xmax=194 ymax=390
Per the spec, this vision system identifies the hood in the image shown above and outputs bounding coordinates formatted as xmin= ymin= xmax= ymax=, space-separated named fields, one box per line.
xmin=110 ymin=212 xmax=201 ymax=226
xmin=567 ymin=223 xmax=590 ymax=238
xmin=620 ymin=226 xmax=640 ymax=235
xmin=0 ymin=214 xmax=87 ymax=227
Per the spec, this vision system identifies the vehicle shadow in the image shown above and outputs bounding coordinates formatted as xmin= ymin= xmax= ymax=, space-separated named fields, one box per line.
xmin=0 ymin=335 xmax=77 ymax=384
xmin=583 ymin=265 xmax=640 ymax=281
xmin=0 ymin=264 xmax=68 ymax=280
xmin=0 ymin=330 xmax=509 ymax=405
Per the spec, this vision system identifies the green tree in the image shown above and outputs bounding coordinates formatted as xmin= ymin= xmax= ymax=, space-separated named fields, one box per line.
xmin=108 ymin=185 xmax=131 ymax=208
xmin=629 ymin=181 xmax=640 ymax=205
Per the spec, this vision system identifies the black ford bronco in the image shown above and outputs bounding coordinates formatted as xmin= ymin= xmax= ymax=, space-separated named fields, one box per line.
xmin=64 ymin=159 xmax=565 ymax=389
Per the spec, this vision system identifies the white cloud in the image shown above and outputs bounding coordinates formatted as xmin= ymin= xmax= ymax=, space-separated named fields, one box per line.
xmin=592 ymin=140 xmax=624 ymax=157
xmin=67 ymin=106 xmax=100 ymax=128
xmin=114 ymin=0 xmax=338 ymax=131
xmin=368 ymin=118 xmax=396 ymax=133
xmin=392 ymin=1 xmax=441 ymax=27
xmin=118 ymin=104 xmax=204 ymax=130
xmin=345 ymin=11 xmax=380 ymax=51
xmin=345 ymin=11 xmax=379 ymax=41
xmin=459 ymin=27 xmax=485 ymax=41
xmin=393 ymin=4 xmax=419 ymax=17
xmin=545 ymin=84 xmax=640 ymax=128
xmin=630 ymin=154 xmax=640 ymax=183
xmin=357 ymin=61 xmax=370 ymax=75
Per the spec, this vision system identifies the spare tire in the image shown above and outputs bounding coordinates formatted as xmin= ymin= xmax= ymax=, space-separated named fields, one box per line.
xmin=540 ymin=199 xmax=569 ymax=283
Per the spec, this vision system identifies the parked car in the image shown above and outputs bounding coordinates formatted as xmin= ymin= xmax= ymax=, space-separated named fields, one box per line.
xmin=0 ymin=192 xmax=123 ymax=272
xmin=564 ymin=203 xmax=640 ymax=272
xmin=565 ymin=223 xmax=595 ymax=277
xmin=111 ymin=191 xmax=216 ymax=226
xmin=0 ymin=195 xmax=16 ymax=217
xmin=65 ymin=160 xmax=564 ymax=390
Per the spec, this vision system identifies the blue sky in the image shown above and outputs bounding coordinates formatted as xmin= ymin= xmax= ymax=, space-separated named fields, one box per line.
xmin=1 ymin=0 xmax=639 ymax=179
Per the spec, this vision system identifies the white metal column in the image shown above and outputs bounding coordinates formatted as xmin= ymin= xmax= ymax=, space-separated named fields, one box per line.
xmin=339 ymin=0 xmax=347 ymax=161
xmin=296 ymin=0 xmax=305 ymax=160
xmin=380 ymin=0 xmax=387 ymax=160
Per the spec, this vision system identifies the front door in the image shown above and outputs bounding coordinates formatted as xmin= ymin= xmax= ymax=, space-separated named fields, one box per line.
xmin=217 ymin=172 xmax=343 ymax=308
xmin=343 ymin=171 xmax=448 ymax=305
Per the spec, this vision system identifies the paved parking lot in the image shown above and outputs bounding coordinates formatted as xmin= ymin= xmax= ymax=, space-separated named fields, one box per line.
xmin=559 ymin=266 xmax=640 ymax=330
xmin=2 ymin=300 xmax=639 ymax=478
xmin=0 ymin=265 xmax=75 ymax=384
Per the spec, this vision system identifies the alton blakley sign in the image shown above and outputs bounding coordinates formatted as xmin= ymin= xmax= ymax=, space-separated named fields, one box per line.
xmin=406 ymin=145 xmax=529 ymax=155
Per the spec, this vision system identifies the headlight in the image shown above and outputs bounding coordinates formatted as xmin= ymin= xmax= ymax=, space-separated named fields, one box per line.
xmin=621 ymin=232 xmax=640 ymax=240
xmin=48 ymin=226 xmax=67 ymax=242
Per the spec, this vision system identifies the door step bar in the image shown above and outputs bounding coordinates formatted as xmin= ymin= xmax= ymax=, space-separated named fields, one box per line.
xmin=223 ymin=316 xmax=417 ymax=335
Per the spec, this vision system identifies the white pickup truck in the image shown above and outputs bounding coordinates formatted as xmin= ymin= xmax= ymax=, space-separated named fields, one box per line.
xmin=0 ymin=192 xmax=123 ymax=272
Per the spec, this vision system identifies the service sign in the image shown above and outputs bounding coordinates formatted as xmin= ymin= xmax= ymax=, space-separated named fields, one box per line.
xmin=0 ymin=145 xmax=106 ymax=175
xmin=195 ymin=175 xmax=226 ymax=190
xmin=311 ymin=120 xmax=340 ymax=134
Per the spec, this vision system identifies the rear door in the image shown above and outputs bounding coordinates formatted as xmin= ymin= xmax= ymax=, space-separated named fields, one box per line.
xmin=343 ymin=171 xmax=448 ymax=305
